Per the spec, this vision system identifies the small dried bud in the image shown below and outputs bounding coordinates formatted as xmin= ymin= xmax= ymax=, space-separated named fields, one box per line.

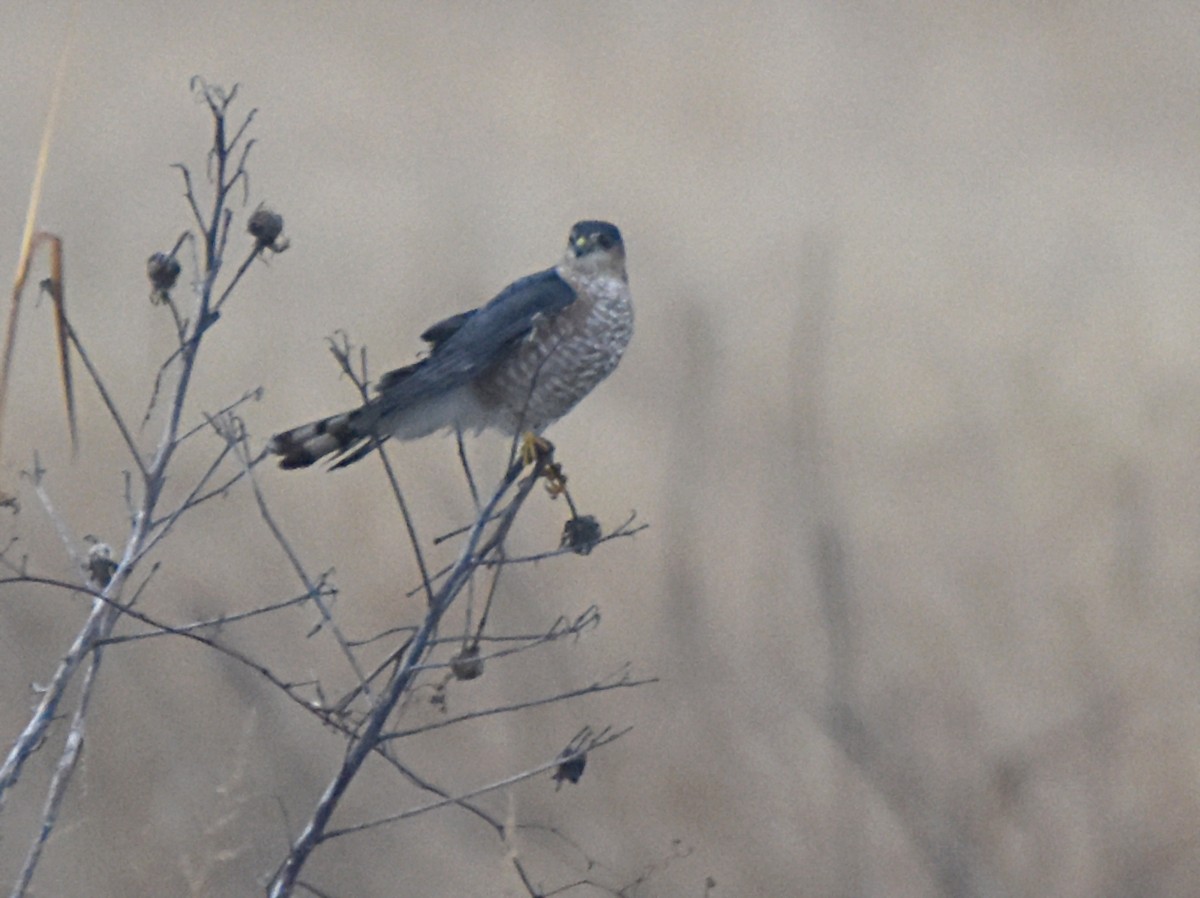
xmin=450 ymin=646 xmax=484 ymax=681
xmin=85 ymin=542 xmax=118 ymax=588
xmin=561 ymin=515 xmax=601 ymax=556
xmin=146 ymin=252 xmax=181 ymax=296
xmin=543 ymin=460 xmax=568 ymax=497
xmin=552 ymin=749 xmax=587 ymax=790
xmin=248 ymin=205 xmax=286 ymax=250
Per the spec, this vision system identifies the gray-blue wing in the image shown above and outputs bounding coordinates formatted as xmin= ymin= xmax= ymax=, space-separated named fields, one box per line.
xmin=419 ymin=310 xmax=476 ymax=349
xmin=369 ymin=267 xmax=577 ymax=416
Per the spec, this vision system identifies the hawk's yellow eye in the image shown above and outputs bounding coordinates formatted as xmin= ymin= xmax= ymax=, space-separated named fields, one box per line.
xmin=574 ymin=235 xmax=588 ymax=248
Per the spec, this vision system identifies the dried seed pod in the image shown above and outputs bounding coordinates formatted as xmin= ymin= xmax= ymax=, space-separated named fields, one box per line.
xmin=85 ymin=542 xmax=118 ymax=588
xmin=561 ymin=515 xmax=601 ymax=555
xmin=248 ymin=205 xmax=286 ymax=250
xmin=146 ymin=252 xmax=181 ymax=299
xmin=450 ymin=645 xmax=484 ymax=681
xmin=552 ymin=749 xmax=587 ymax=790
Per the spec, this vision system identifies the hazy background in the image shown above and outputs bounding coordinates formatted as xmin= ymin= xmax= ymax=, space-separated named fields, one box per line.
xmin=2 ymin=2 xmax=1199 ymax=895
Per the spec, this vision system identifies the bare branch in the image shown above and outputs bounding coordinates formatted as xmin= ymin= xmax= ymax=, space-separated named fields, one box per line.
xmin=323 ymin=726 xmax=634 ymax=840
xmin=268 ymin=457 xmax=539 ymax=895
xmin=382 ymin=675 xmax=656 ymax=742
xmin=224 ymin=413 xmax=374 ymax=703
xmin=11 ymin=620 xmax=106 ymax=895
xmin=326 ymin=335 xmax=437 ymax=606
xmin=1 ymin=80 xmax=652 ymax=898
xmin=212 ymin=243 xmax=264 ymax=312
xmin=61 ymin=317 xmax=147 ymax=477
xmin=172 ymin=162 xmax=208 ymax=236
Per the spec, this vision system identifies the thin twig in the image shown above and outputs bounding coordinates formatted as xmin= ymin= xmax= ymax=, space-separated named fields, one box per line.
xmin=62 ymin=317 xmax=147 ymax=478
xmin=95 ymin=587 xmax=325 ymax=645
xmin=268 ymin=458 xmax=537 ymax=896
xmin=382 ymin=675 xmax=656 ymax=743
xmin=367 ymin=752 xmax=554 ymax=898
xmin=229 ymin=415 xmax=374 ymax=705
xmin=212 ymin=244 xmax=263 ymax=313
xmin=1 ymin=85 xmax=279 ymax=889
xmin=10 ymin=620 xmax=106 ymax=897
xmin=324 ymin=726 xmax=633 ymax=840
xmin=22 ymin=457 xmax=82 ymax=570
xmin=326 ymin=336 xmax=436 ymax=607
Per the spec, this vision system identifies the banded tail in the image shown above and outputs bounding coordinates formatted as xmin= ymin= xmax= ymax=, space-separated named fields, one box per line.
xmin=268 ymin=410 xmax=381 ymax=469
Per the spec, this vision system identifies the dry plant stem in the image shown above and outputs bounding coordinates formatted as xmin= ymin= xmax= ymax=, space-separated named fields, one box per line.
xmin=412 ymin=516 xmax=645 ymax=599
xmin=0 ymin=508 xmax=140 ymax=815
xmin=230 ymin=424 xmax=374 ymax=703
xmin=24 ymin=460 xmax=81 ymax=568
xmin=1 ymin=570 xmax=353 ymax=734
xmin=326 ymin=725 xmax=632 ymax=840
xmin=0 ymin=8 xmax=76 ymax=467
xmin=3 ymin=234 xmax=77 ymax=470
xmin=332 ymin=606 xmax=606 ymax=714
xmin=455 ymin=428 xmax=485 ymax=635
xmin=1 ymin=81 xmax=269 ymax=896
xmin=35 ymin=235 xmax=77 ymax=451
xmin=372 ymin=753 xmax=652 ymax=898
xmin=136 ymin=443 xmax=236 ymax=554
xmin=327 ymin=336 xmax=437 ymax=607
xmin=456 ymin=428 xmax=481 ymax=508
xmin=91 ymin=586 xmax=321 ymax=645
xmin=268 ymin=458 xmax=537 ymax=897
xmin=63 ymin=318 xmax=147 ymax=478
xmin=375 ymin=441 xmax=436 ymax=608
xmin=10 ymin=629 xmax=104 ymax=897
xmin=370 ymin=755 xmax=544 ymax=895
xmin=2 ymin=78 xmax=651 ymax=896
xmin=0 ymin=566 xmax=352 ymax=732
xmin=382 ymin=674 xmax=656 ymax=743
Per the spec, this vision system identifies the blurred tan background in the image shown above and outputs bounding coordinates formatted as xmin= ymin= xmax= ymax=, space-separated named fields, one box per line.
xmin=2 ymin=2 xmax=1200 ymax=895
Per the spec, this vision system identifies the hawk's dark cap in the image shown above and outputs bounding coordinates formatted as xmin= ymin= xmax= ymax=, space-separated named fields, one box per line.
xmin=569 ymin=220 xmax=623 ymax=256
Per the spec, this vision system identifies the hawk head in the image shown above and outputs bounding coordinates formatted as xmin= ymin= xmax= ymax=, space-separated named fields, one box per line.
xmin=565 ymin=221 xmax=625 ymax=278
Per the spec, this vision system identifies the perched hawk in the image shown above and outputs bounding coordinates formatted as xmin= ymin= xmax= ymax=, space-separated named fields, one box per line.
xmin=269 ymin=221 xmax=633 ymax=469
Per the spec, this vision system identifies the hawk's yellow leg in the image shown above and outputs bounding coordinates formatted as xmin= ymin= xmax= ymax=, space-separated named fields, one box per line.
xmin=520 ymin=432 xmax=569 ymax=497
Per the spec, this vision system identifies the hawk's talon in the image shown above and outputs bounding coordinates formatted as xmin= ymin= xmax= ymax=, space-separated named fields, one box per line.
xmin=518 ymin=432 xmax=572 ymax=498
xmin=520 ymin=432 xmax=555 ymax=468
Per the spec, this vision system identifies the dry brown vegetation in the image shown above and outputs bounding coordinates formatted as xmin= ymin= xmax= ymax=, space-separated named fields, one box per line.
xmin=2 ymin=3 xmax=1200 ymax=896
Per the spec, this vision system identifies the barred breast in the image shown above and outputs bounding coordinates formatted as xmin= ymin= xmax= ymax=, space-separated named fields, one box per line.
xmin=472 ymin=271 xmax=633 ymax=434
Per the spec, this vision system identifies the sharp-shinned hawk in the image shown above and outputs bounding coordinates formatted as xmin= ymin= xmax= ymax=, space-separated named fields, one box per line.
xmin=268 ymin=220 xmax=633 ymax=469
